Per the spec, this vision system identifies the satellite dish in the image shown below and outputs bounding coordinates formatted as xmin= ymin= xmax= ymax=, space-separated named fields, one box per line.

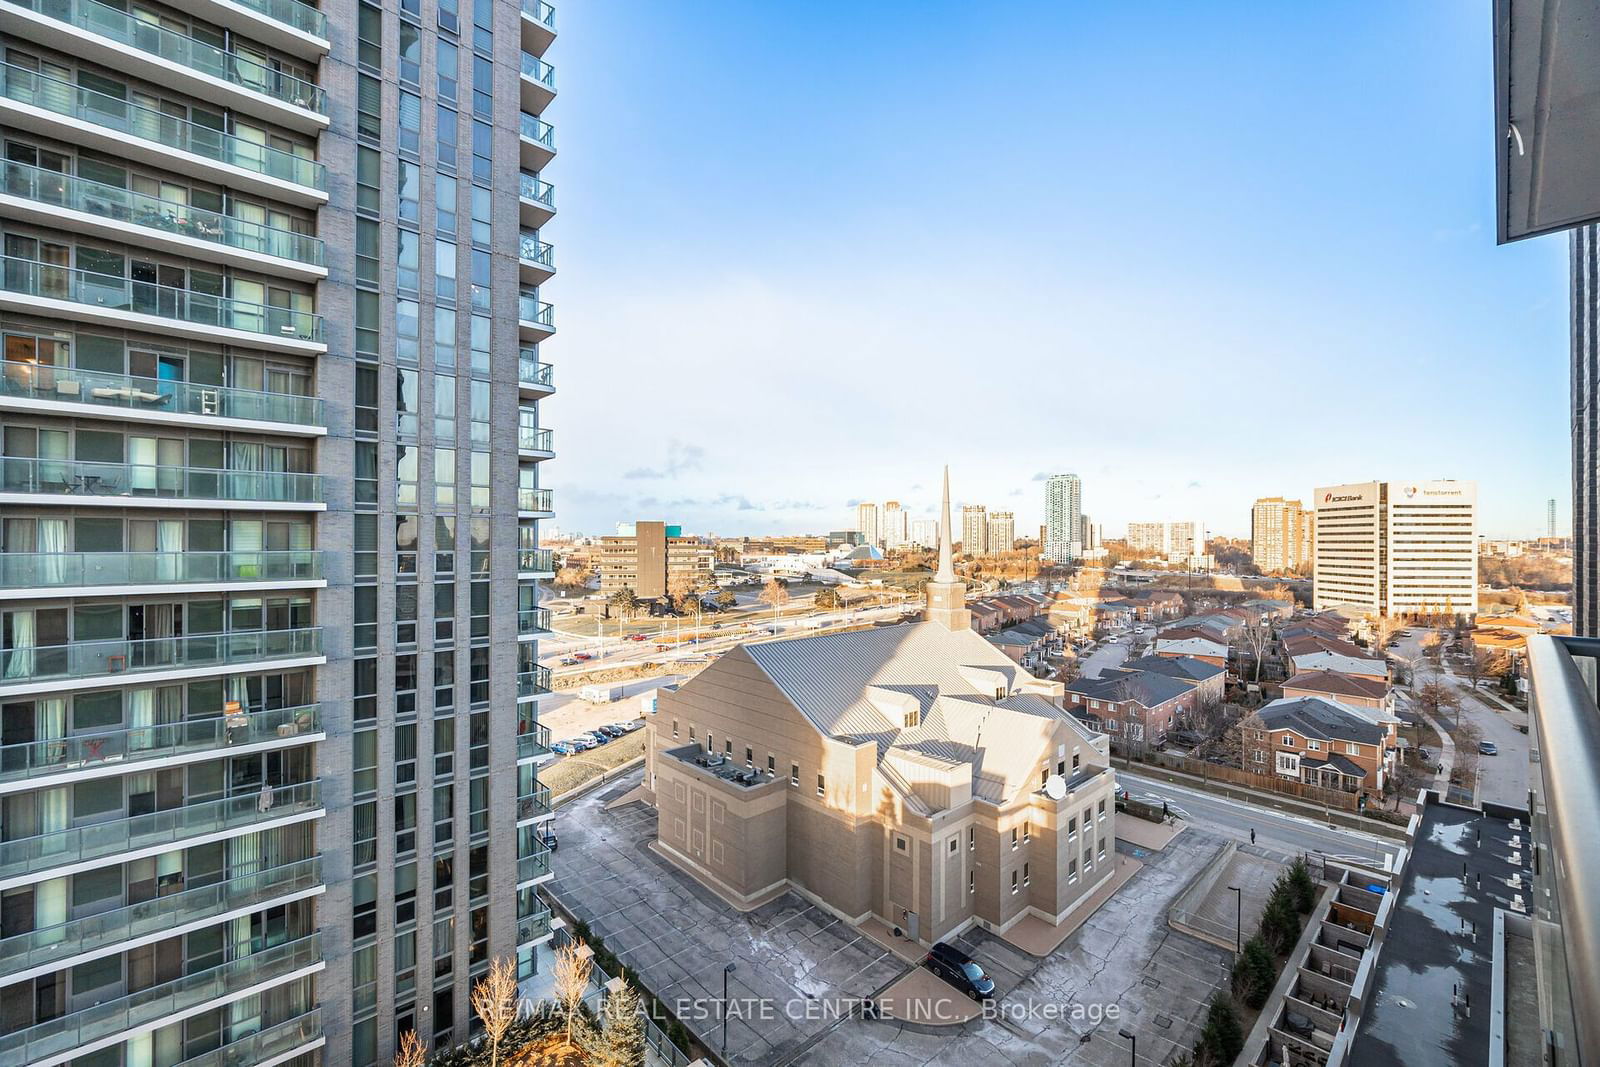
xmin=1044 ymin=775 xmax=1067 ymax=801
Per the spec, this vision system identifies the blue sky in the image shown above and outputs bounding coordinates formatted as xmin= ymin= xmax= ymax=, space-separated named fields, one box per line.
xmin=542 ymin=1 xmax=1568 ymax=540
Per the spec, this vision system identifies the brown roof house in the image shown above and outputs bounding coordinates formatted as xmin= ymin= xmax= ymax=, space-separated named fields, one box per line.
xmin=644 ymin=470 xmax=1119 ymax=947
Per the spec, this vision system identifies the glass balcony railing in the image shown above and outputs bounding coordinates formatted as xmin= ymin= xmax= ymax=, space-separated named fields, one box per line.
xmin=518 ymin=608 xmax=551 ymax=636
xmin=518 ymin=350 xmax=553 ymax=390
xmin=519 ymin=171 xmax=554 ymax=208
xmin=177 ymin=1008 xmax=324 ymax=1067
xmin=0 ymin=703 xmax=322 ymax=785
xmin=517 ymin=721 xmax=552 ymax=760
xmin=231 ymin=0 xmax=327 ymax=40
xmin=0 ymin=457 xmax=323 ymax=504
xmin=0 ymin=359 xmax=323 ymax=427
xmin=0 ymin=857 xmax=321 ymax=980
xmin=521 ymin=0 xmax=556 ymax=30
xmin=12 ymin=0 xmax=326 ymax=113
xmin=520 ymin=112 xmax=555 ymax=149
xmin=518 ymin=665 xmax=552 ymax=699
xmin=0 ymin=627 xmax=324 ymax=687
xmin=3 ymin=161 xmax=324 ymax=266
xmin=0 ymin=63 xmax=326 ymax=191
xmin=519 ymin=231 xmax=554 ymax=269
xmin=517 ymin=785 xmax=552 ymax=822
xmin=517 ymin=903 xmax=553 ymax=945
xmin=0 ymin=781 xmax=322 ymax=883
xmin=518 ymin=291 xmax=554 ymax=329
xmin=518 ymin=487 xmax=554 ymax=512
xmin=520 ymin=52 xmax=556 ymax=89
xmin=0 ymin=549 xmax=323 ymax=592
xmin=519 ymin=423 xmax=553 ymax=454
xmin=517 ymin=839 xmax=552 ymax=884
xmin=0 ymin=932 xmax=322 ymax=1065
xmin=518 ymin=548 xmax=555 ymax=573
xmin=1 ymin=256 xmax=322 ymax=342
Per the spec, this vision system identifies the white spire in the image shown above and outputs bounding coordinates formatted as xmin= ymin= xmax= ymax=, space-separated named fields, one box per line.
xmin=936 ymin=465 xmax=956 ymax=583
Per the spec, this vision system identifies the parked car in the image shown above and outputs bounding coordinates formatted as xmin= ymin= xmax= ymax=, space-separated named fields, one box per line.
xmin=565 ymin=737 xmax=598 ymax=751
xmin=541 ymin=828 xmax=558 ymax=851
xmin=1478 ymin=740 xmax=1499 ymax=756
xmin=1417 ymin=746 xmax=1434 ymax=764
xmin=550 ymin=741 xmax=577 ymax=755
xmin=626 ymin=633 xmax=647 ymax=642
xmin=612 ymin=720 xmax=645 ymax=733
xmin=573 ymin=652 xmax=593 ymax=661
xmin=923 ymin=942 xmax=995 ymax=1001
xmin=595 ymin=725 xmax=627 ymax=738
xmin=559 ymin=656 xmax=579 ymax=666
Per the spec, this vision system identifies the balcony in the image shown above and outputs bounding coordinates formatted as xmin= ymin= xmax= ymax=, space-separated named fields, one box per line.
xmin=0 ymin=62 xmax=326 ymax=203
xmin=517 ymin=721 xmax=552 ymax=761
xmin=520 ymin=112 xmax=555 ymax=171
xmin=519 ymin=421 xmax=554 ymax=459
xmin=0 ymin=458 xmax=325 ymax=510
xmin=0 ymin=704 xmax=323 ymax=790
xmin=177 ymin=1008 xmax=324 ymax=1067
xmin=519 ymin=290 xmax=555 ymax=339
xmin=0 ymin=627 xmax=324 ymax=696
xmin=0 ymin=360 xmax=325 ymax=434
xmin=520 ymin=52 xmax=556 ymax=113
xmin=519 ymin=171 xmax=555 ymax=228
xmin=519 ymin=231 xmax=555 ymax=285
xmin=518 ymin=548 xmax=555 ymax=575
xmin=519 ymin=349 xmax=554 ymax=396
xmin=1 ymin=159 xmax=325 ymax=278
xmin=0 ymin=932 xmax=323 ymax=1066
xmin=518 ymin=607 xmax=552 ymax=638
xmin=0 ymin=256 xmax=324 ymax=353
xmin=0 ymin=856 xmax=322 ymax=982
xmin=0 ymin=550 xmax=324 ymax=598
xmin=3 ymin=0 xmax=327 ymax=128
xmin=518 ymin=665 xmax=553 ymax=699
xmin=517 ymin=785 xmax=553 ymax=823
xmin=518 ymin=486 xmax=554 ymax=515
xmin=517 ymin=839 xmax=553 ymax=886
xmin=517 ymin=902 xmax=554 ymax=946
xmin=520 ymin=0 xmax=555 ymax=56
xmin=0 ymin=781 xmax=323 ymax=886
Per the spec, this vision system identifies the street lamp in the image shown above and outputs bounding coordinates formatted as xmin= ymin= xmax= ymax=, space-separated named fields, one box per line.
xmin=1228 ymin=884 xmax=1242 ymax=956
xmin=722 ymin=962 xmax=737 ymax=1055
xmin=1117 ymin=1027 xmax=1136 ymax=1066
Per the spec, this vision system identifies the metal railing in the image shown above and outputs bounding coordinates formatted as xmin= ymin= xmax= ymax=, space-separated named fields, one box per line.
xmin=518 ymin=231 xmax=554 ymax=268
xmin=518 ymin=607 xmax=552 ymax=635
xmin=175 ymin=1008 xmax=323 ymax=1067
xmin=520 ymin=111 xmax=555 ymax=149
xmin=516 ymin=903 xmax=553 ymax=944
xmin=518 ymin=548 xmax=554 ymax=573
xmin=520 ymin=52 xmax=556 ymax=89
xmin=0 ymin=63 xmax=325 ymax=191
xmin=519 ymin=423 xmax=553 ymax=454
xmin=517 ymin=785 xmax=552 ymax=821
xmin=2 ymin=160 xmax=324 ymax=266
xmin=0 ymin=359 xmax=323 ymax=426
xmin=518 ymin=290 xmax=555 ymax=328
xmin=517 ymin=839 xmax=552 ymax=884
xmin=0 ymin=549 xmax=323 ymax=591
xmin=0 ymin=627 xmax=323 ymax=686
xmin=0 ymin=932 xmax=322 ymax=1064
xmin=229 ymin=0 xmax=327 ymax=39
xmin=0 ymin=255 xmax=322 ymax=341
xmin=517 ymin=721 xmax=552 ymax=760
xmin=518 ymin=486 xmax=554 ymax=513
xmin=0 ymin=780 xmax=323 ymax=882
xmin=12 ymin=0 xmax=325 ymax=112
xmin=0 ymin=456 xmax=324 ymax=503
xmin=521 ymin=0 xmax=556 ymax=30
xmin=518 ymin=350 xmax=553 ymax=390
xmin=518 ymin=665 xmax=552 ymax=698
xmin=519 ymin=171 xmax=554 ymax=207
xmin=0 ymin=703 xmax=322 ymax=784
xmin=0 ymin=857 xmax=321 ymax=979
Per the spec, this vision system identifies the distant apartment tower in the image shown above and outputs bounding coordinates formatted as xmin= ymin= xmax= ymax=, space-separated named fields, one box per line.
xmin=856 ymin=502 xmax=881 ymax=548
xmin=599 ymin=522 xmax=714 ymax=599
xmin=987 ymin=511 xmax=1016 ymax=553
xmin=910 ymin=518 xmax=940 ymax=549
xmin=1167 ymin=521 xmax=1205 ymax=557
xmin=882 ymin=500 xmax=909 ymax=549
xmin=1313 ymin=481 xmax=1478 ymax=618
xmin=1044 ymin=473 xmax=1082 ymax=562
xmin=1126 ymin=522 xmax=1167 ymax=556
xmin=961 ymin=505 xmax=989 ymax=554
xmin=1251 ymin=497 xmax=1313 ymax=573
xmin=1080 ymin=514 xmax=1097 ymax=552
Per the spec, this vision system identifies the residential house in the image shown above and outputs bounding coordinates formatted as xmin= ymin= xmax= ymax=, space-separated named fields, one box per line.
xmin=1288 ymin=649 xmax=1389 ymax=682
xmin=1242 ymin=696 xmax=1397 ymax=794
xmin=1151 ymin=636 xmax=1230 ymax=667
xmin=1116 ymin=654 xmax=1228 ymax=707
xmin=1064 ymin=670 xmax=1197 ymax=750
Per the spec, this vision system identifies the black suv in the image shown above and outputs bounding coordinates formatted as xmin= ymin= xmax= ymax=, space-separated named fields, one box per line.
xmin=923 ymin=942 xmax=996 ymax=1000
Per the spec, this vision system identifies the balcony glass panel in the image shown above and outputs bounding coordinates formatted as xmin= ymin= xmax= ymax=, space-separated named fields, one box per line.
xmin=518 ymin=548 xmax=554 ymax=573
xmin=519 ymin=172 xmax=554 ymax=207
xmin=176 ymin=1008 xmax=323 ymax=1067
xmin=12 ymin=0 xmax=326 ymax=113
xmin=0 ymin=63 xmax=326 ymax=191
xmin=518 ymin=292 xmax=554 ymax=328
xmin=521 ymin=0 xmax=556 ymax=30
xmin=518 ymin=232 xmax=554 ymax=268
xmin=517 ymin=487 xmax=553 ymax=512
xmin=517 ymin=903 xmax=553 ymax=945
xmin=1 ymin=359 xmax=323 ymax=426
xmin=516 ymin=786 xmax=551 ymax=822
xmin=0 ymin=857 xmax=321 ymax=979
xmin=0 ymin=549 xmax=323 ymax=591
xmin=518 ymin=350 xmax=553 ymax=389
xmin=0 ymin=933 xmax=322 ymax=1065
xmin=0 ymin=780 xmax=322 ymax=882
xmin=229 ymin=0 xmax=327 ymax=39
xmin=519 ymin=53 xmax=555 ymax=89
xmin=519 ymin=112 xmax=554 ymax=148
xmin=0 ymin=457 xmax=323 ymax=503
xmin=517 ymin=840 xmax=552 ymax=884
xmin=3 ymin=160 xmax=325 ymax=266
xmin=0 ymin=627 xmax=324 ymax=686
xmin=517 ymin=665 xmax=552 ymax=698
xmin=517 ymin=722 xmax=551 ymax=760
xmin=518 ymin=423 xmax=552 ymax=454
xmin=1 ymin=256 xmax=322 ymax=342
xmin=517 ymin=608 xmax=551 ymax=636
xmin=0 ymin=703 xmax=322 ymax=784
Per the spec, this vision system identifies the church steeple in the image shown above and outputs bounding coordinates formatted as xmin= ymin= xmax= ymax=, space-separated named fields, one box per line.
xmin=924 ymin=466 xmax=971 ymax=631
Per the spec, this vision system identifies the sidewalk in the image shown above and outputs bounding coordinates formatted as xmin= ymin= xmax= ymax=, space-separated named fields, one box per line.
xmin=1411 ymin=705 xmax=1458 ymax=795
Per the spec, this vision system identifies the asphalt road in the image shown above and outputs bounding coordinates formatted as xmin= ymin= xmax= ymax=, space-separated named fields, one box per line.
xmin=1076 ymin=633 xmax=1135 ymax=678
xmin=1116 ymin=768 xmax=1404 ymax=869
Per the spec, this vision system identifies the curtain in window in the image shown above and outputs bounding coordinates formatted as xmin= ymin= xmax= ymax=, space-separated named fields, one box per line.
xmin=37 ymin=518 xmax=65 ymax=586
xmin=231 ymin=519 xmax=262 ymax=580
xmin=128 ymin=436 xmax=157 ymax=493
xmin=128 ymin=687 xmax=154 ymax=752
xmin=36 ymin=786 xmax=68 ymax=859
xmin=3 ymin=609 xmax=34 ymax=679
xmin=33 ymin=876 xmax=66 ymax=947
xmin=231 ymin=828 xmax=261 ymax=878
xmin=155 ymin=519 xmax=181 ymax=582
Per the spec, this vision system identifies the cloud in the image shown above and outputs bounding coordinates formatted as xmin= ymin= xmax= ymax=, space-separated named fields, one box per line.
xmin=1032 ymin=472 xmax=1050 ymax=481
xmin=623 ymin=440 xmax=706 ymax=480
xmin=1187 ymin=480 xmax=1203 ymax=489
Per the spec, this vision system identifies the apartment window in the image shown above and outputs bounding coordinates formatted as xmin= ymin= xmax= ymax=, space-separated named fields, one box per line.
xmin=1023 ymin=862 xmax=1031 ymax=886
xmin=1023 ymin=821 xmax=1031 ymax=842
xmin=1068 ymin=816 xmax=1077 ymax=838
xmin=969 ymin=871 xmax=975 ymax=894
xmin=1308 ymin=739 xmax=1322 ymax=751
xmin=1097 ymin=799 xmax=1106 ymax=821
xmin=1097 ymin=842 xmax=1106 ymax=861
xmin=790 ymin=762 xmax=799 ymax=787
xmin=816 ymin=774 xmax=825 ymax=797
xmin=1348 ymin=742 xmax=1360 ymax=755
xmin=689 ymin=726 xmax=695 ymax=741
xmin=672 ymin=719 xmax=679 ymax=739
xmin=1010 ymin=828 xmax=1018 ymax=850
xmin=969 ymin=827 xmax=975 ymax=851
xmin=1282 ymin=734 xmax=1296 ymax=747
xmin=766 ymin=755 xmax=775 ymax=776
xmin=948 ymin=838 xmax=958 ymax=854
xmin=1069 ymin=858 xmax=1078 ymax=884
xmin=1011 ymin=871 xmax=1018 ymax=894
xmin=705 ymin=731 xmax=712 ymax=753
xmin=745 ymin=746 xmax=754 ymax=768
xmin=724 ymin=739 xmax=733 ymax=757
xmin=1083 ymin=848 xmax=1093 ymax=873
xmin=895 ymin=836 xmax=907 ymax=853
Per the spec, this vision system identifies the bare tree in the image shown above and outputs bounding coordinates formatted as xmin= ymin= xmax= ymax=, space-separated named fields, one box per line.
xmin=1367 ymin=613 xmax=1402 ymax=653
xmin=1415 ymin=680 xmax=1462 ymax=730
xmin=758 ymin=577 xmax=790 ymax=622
xmin=1463 ymin=640 xmax=1508 ymax=690
xmin=1237 ymin=618 xmax=1273 ymax=684
xmin=470 ymin=955 xmax=520 ymax=1067
xmin=393 ymin=1029 xmax=426 ymax=1067
xmin=553 ymin=939 xmax=594 ymax=1047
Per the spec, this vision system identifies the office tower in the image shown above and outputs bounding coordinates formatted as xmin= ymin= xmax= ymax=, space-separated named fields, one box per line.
xmin=987 ymin=511 xmax=1015 ymax=553
xmin=856 ymin=502 xmax=880 ymax=549
xmin=881 ymin=500 xmax=908 ymax=550
xmin=910 ymin=518 xmax=939 ymax=549
xmin=960 ymin=504 xmax=988 ymax=554
xmin=1043 ymin=473 xmax=1081 ymax=562
xmin=1251 ymin=497 xmax=1312 ymax=573
xmin=599 ymin=522 xmax=713 ymax=600
xmin=0 ymin=1 xmax=560 ymax=1063
xmin=1313 ymin=481 xmax=1478 ymax=618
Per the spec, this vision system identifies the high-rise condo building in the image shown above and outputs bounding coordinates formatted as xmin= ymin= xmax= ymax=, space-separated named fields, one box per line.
xmin=961 ymin=504 xmax=988 ymax=554
xmin=910 ymin=518 xmax=939 ymax=549
xmin=0 ymin=1 xmax=560 ymax=1063
xmin=1043 ymin=473 xmax=1081 ymax=562
xmin=1126 ymin=522 xmax=1167 ymax=556
xmin=1127 ymin=521 xmax=1206 ymax=560
xmin=1313 ymin=481 xmax=1477 ymax=618
xmin=1079 ymin=514 xmax=1097 ymax=552
xmin=881 ymin=500 xmax=908 ymax=550
xmin=856 ymin=502 xmax=880 ymax=549
xmin=987 ymin=511 xmax=1015 ymax=553
xmin=1251 ymin=497 xmax=1313 ymax=573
